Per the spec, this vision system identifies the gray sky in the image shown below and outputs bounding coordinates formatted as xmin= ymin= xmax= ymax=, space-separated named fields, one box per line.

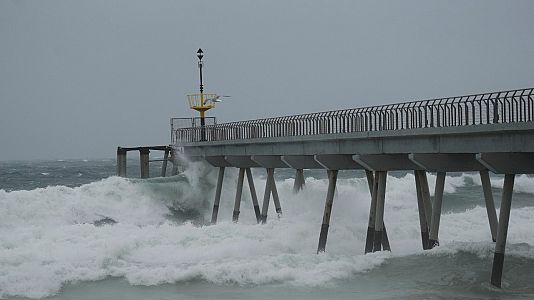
xmin=1 ymin=0 xmax=533 ymax=160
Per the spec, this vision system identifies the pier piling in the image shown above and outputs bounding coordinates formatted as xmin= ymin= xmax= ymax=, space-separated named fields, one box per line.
xmin=415 ymin=170 xmax=431 ymax=250
xmin=232 ymin=168 xmax=246 ymax=222
xmin=245 ymin=168 xmax=262 ymax=223
xmin=317 ymin=170 xmax=338 ymax=253
xmin=365 ymin=171 xmax=379 ymax=253
xmin=373 ymin=171 xmax=388 ymax=252
xmin=161 ymin=149 xmax=169 ymax=177
xmin=271 ymin=175 xmax=282 ymax=218
xmin=480 ymin=170 xmax=498 ymax=242
xmin=429 ymin=172 xmax=445 ymax=248
xmin=261 ymin=168 xmax=274 ymax=224
xmin=116 ymin=147 xmax=127 ymax=177
xmin=365 ymin=171 xmax=390 ymax=253
xmin=491 ymin=174 xmax=515 ymax=288
xmin=293 ymin=169 xmax=305 ymax=193
xmin=140 ymin=147 xmax=150 ymax=178
xmin=211 ymin=167 xmax=225 ymax=224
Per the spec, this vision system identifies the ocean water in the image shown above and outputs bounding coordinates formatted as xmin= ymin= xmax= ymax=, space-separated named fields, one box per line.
xmin=1 ymin=159 xmax=533 ymax=299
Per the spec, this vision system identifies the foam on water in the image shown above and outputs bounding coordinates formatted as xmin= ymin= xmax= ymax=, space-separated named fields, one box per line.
xmin=1 ymin=164 xmax=533 ymax=299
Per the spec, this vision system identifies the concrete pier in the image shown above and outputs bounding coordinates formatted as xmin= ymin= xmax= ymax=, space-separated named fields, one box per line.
xmin=116 ymin=145 xmax=174 ymax=178
xmin=116 ymin=147 xmax=127 ymax=177
xmin=232 ymin=168 xmax=246 ymax=222
xmin=365 ymin=170 xmax=378 ymax=253
xmin=271 ymin=175 xmax=282 ymax=217
xmin=373 ymin=171 xmax=388 ymax=252
xmin=261 ymin=168 xmax=274 ymax=224
xmin=293 ymin=169 xmax=305 ymax=193
xmin=415 ymin=170 xmax=430 ymax=250
xmin=317 ymin=170 xmax=338 ymax=253
xmin=480 ymin=170 xmax=498 ymax=242
xmin=259 ymin=168 xmax=282 ymax=223
xmin=429 ymin=172 xmax=445 ymax=248
xmin=139 ymin=147 xmax=150 ymax=178
xmin=365 ymin=171 xmax=390 ymax=253
xmin=161 ymin=148 xmax=169 ymax=177
xmin=211 ymin=167 xmax=225 ymax=224
xmin=172 ymin=87 xmax=534 ymax=287
xmin=491 ymin=174 xmax=515 ymax=288
xmin=246 ymin=168 xmax=262 ymax=223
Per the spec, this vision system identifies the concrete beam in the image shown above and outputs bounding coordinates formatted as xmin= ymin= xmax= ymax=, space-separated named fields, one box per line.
xmin=251 ymin=155 xmax=290 ymax=168
xmin=476 ymin=153 xmax=534 ymax=174
xmin=281 ymin=155 xmax=323 ymax=169
xmin=314 ymin=154 xmax=362 ymax=170
xmin=224 ymin=156 xmax=261 ymax=168
xmin=181 ymin=122 xmax=534 ymax=157
xmin=409 ymin=153 xmax=485 ymax=172
xmin=204 ymin=156 xmax=232 ymax=168
xmin=353 ymin=154 xmax=421 ymax=171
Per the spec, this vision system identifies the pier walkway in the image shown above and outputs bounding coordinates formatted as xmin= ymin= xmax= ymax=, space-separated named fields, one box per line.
xmin=171 ymin=87 xmax=534 ymax=288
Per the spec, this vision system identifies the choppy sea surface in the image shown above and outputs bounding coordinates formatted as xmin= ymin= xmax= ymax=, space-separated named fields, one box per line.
xmin=0 ymin=158 xmax=533 ymax=299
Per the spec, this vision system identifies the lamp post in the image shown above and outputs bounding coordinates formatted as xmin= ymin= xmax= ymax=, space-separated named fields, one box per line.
xmin=188 ymin=48 xmax=220 ymax=141
xmin=197 ymin=48 xmax=206 ymax=140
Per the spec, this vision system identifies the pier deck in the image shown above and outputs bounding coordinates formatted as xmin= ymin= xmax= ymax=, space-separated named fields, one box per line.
xmin=169 ymin=87 xmax=534 ymax=288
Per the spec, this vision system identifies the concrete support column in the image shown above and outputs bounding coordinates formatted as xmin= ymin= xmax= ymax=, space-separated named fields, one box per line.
xmin=245 ymin=168 xmax=261 ymax=223
xmin=419 ymin=171 xmax=433 ymax=227
xmin=293 ymin=169 xmax=305 ymax=193
xmin=364 ymin=170 xmax=390 ymax=253
xmin=211 ymin=167 xmax=225 ymax=224
xmin=116 ymin=147 xmax=127 ymax=177
xmin=480 ymin=170 xmax=498 ymax=242
xmin=365 ymin=170 xmax=378 ymax=253
xmin=139 ymin=147 xmax=150 ymax=179
xmin=429 ymin=172 xmax=446 ymax=248
xmin=271 ymin=175 xmax=282 ymax=218
xmin=373 ymin=171 xmax=388 ymax=252
xmin=415 ymin=170 xmax=430 ymax=250
xmin=161 ymin=149 xmax=169 ymax=177
xmin=170 ymin=150 xmax=179 ymax=176
xmin=260 ymin=168 xmax=274 ymax=224
xmin=232 ymin=168 xmax=246 ymax=222
xmin=317 ymin=170 xmax=338 ymax=253
xmin=491 ymin=174 xmax=515 ymax=288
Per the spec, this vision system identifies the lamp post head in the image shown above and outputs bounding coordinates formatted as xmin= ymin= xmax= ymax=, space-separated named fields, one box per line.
xmin=197 ymin=48 xmax=204 ymax=61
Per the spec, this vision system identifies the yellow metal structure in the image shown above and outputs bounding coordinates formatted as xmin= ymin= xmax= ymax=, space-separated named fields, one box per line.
xmin=188 ymin=93 xmax=217 ymax=119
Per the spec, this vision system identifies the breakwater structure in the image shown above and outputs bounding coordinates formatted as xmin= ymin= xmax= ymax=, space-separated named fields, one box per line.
xmin=166 ymin=86 xmax=534 ymax=288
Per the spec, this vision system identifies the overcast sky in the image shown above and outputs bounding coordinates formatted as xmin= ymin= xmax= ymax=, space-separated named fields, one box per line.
xmin=1 ymin=0 xmax=533 ymax=160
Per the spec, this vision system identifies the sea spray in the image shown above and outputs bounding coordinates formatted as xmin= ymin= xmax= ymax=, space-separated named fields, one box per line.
xmin=1 ymin=165 xmax=533 ymax=299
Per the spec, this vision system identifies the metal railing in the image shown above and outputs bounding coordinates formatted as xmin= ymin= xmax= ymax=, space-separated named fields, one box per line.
xmin=171 ymin=117 xmax=216 ymax=144
xmin=173 ymin=88 xmax=534 ymax=144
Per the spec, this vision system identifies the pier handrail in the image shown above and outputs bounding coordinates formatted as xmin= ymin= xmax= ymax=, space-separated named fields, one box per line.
xmin=173 ymin=87 xmax=534 ymax=143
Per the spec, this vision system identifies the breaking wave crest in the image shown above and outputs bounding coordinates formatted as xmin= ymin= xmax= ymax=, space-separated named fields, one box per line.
xmin=1 ymin=164 xmax=533 ymax=298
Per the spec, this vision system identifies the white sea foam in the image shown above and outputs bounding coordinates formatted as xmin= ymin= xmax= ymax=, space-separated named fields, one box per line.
xmin=1 ymin=167 xmax=533 ymax=299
